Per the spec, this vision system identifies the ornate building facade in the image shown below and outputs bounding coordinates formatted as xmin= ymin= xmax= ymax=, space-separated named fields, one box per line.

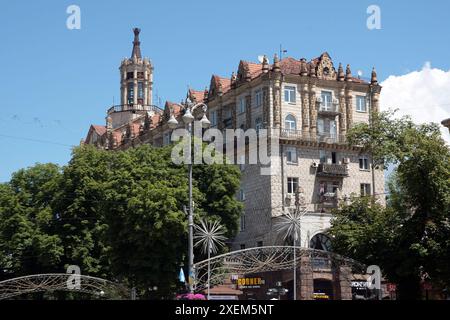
xmin=85 ymin=29 xmax=385 ymax=254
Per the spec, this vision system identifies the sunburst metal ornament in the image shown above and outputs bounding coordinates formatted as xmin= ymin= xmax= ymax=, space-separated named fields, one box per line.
xmin=274 ymin=187 xmax=307 ymax=300
xmin=194 ymin=219 xmax=226 ymax=299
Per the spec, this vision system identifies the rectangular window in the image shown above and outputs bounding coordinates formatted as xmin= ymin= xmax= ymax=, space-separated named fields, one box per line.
xmin=127 ymin=83 xmax=134 ymax=104
xmin=286 ymin=147 xmax=298 ymax=164
xmin=239 ymin=97 xmax=246 ymax=114
xmin=239 ymin=188 xmax=246 ymax=201
xmin=255 ymin=118 xmax=263 ymax=133
xmin=257 ymin=241 xmax=263 ymax=247
xmin=284 ymin=86 xmax=296 ymax=103
xmin=356 ymin=96 xmax=367 ymax=112
xmin=126 ymin=72 xmax=134 ymax=80
xmin=163 ymin=132 xmax=171 ymax=145
xmin=255 ymin=89 xmax=263 ymax=107
xmin=287 ymin=177 xmax=299 ymax=194
xmin=240 ymin=213 xmax=246 ymax=231
xmin=360 ymin=183 xmax=371 ymax=196
xmin=138 ymin=82 xmax=144 ymax=99
xmin=210 ymin=110 xmax=218 ymax=127
xmin=240 ymin=244 xmax=246 ymax=250
xmin=331 ymin=152 xmax=337 ymax=164
xmin=318 ymin=118 xmax=325 ymax=134
xmin=319 ymin=150 xmax=327 ymax=164
xmin=321 ymin=91 xmax=333 ymax=110
xmin=359 ymin=157 xmax=370 ymax=170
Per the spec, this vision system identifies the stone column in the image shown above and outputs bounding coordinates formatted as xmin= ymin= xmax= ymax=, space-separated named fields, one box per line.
xmin=309 ymin=84 xmax=317 ymax=140
xmin=133 ymin=70 xmax=138 ymax=105
xmin=299 ymin=256 xmax=314 ymax=300
xmin=245 ymin=95 xmax=252 ymax=129
xmin=339 ymin=88 xmax=347 ymax=136
xmin=371 ymin=88 xmax=380 ymax=113
xmin=262 ymin=86 xmax=270 ymax=128
xmin=335 ymin=265 xmax=353 ymax=300
xmin=273 ymin=82 xmax=281 ymax=128
xmin=345 ymin=88 xmax=353 ymax=131
xmin=301 ymin=83 xmax=310 ymax=138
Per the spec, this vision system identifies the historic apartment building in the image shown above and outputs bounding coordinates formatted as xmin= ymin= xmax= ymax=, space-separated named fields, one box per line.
xmin=85 ymin=29 xmax=384 ymax=253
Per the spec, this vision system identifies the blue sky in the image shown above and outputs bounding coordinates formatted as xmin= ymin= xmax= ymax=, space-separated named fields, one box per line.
xmin=0 ymin=0 xmax=449 ymax=182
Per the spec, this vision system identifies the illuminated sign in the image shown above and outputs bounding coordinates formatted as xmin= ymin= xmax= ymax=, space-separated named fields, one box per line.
xmin=236 ymin=277 xmax=265 ymax=288
xmin=313 ymin=292 xmax=330 ymax=300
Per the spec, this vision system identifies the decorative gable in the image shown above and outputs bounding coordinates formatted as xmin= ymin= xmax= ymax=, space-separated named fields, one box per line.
xmin=316 ymin=52 xmax=337 ymax=80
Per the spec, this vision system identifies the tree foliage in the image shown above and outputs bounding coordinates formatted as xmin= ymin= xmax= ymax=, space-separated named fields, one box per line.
xmin=0 ymin=144 xmax=242 ymax=298
xmin=330 ymin=111 xmax=450 ymax=299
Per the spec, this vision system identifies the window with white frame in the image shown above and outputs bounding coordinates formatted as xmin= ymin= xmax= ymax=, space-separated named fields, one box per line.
xmin=286 ymin=147 xmax=298 ymax=164
xmin=360 ymin=183 xmax=371 ymax=196
xmin=287 ymin=177 xmax=299 ymax=194
xmin=359 ymin=156 xmax=370 ymax=170
xmin=317 ymin=118 xmax=325 ymax=134
xmin=356 ymin=95 xmax=367 ymax=112
xmin=285 ymin=114 xmax=297 ymax=131
xmin=239 ymin=97 xmax=246 ymax=114
xmin=255 ymin=89 xmax=263 ymax=107
xmin=321 ymin=91 xmax=333 ymax=110
xmin=319 ymin=150 xmax=327 ymax=164
xmin=284 ymin=86 xmax=296 ymax=103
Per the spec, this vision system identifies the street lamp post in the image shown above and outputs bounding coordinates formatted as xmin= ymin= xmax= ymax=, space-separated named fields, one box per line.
xmin=275 ymin=186 xmax=307 ymax=300
xmin=168 ymin=99 xmax=210 ymax=294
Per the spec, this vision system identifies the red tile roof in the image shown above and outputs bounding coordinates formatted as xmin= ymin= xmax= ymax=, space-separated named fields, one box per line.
xmin=189 ymin=89 xmax=206 ymax=103
xmin=92 ymin=125 xmax=107 ymax=136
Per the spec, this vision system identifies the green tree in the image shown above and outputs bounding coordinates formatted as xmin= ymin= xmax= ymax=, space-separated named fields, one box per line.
xmin=331 ymin=111 xmax=450 ymax=299
xmin=0 ymin=164 xmax=64 ymax=279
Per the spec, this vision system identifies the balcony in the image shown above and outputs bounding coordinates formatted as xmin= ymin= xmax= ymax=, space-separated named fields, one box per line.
xmin=318 ymin=103 xmax=340 ymax=116
xmin=317 ymin=163 xmax=348 ymax=177
xmin=314 ymin=193 xmax=339 ymax=212
xmin=279 ymin=129 xmax=347 ymax=145
xmin=107 ymin=104 xmax=163 ymax=115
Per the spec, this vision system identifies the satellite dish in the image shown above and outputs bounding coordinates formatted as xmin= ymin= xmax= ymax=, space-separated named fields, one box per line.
xmin=357 ymin=70 xmax=363 ymax=78
xmin=258 ymin=55 xmax=265 ymax=63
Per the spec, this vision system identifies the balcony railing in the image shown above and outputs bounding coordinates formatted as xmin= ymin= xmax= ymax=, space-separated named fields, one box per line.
xmin=279 ymin=129 xmax=347 ymax=145
xmin=317 ymin=163 xmax=349 ymax=177
xmin=107 ymin=104 xmax=163 ymax=115
xmin=318 ymin=103 xmax=340 ymax=115
xmin=314 ymin=193 xmax=339 ymax=211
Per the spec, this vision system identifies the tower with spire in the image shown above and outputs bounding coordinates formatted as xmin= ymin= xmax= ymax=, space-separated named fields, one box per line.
xmin=106 ymin=28 xmax=155 ymax=129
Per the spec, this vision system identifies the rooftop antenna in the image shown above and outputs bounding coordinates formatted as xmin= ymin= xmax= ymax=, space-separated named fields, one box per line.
xmin=279 ymin=44 xmax=288 ymax=59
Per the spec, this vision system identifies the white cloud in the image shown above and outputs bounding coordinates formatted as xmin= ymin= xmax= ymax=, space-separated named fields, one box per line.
xmin=380 ymin=62 xmax=450 ymax=144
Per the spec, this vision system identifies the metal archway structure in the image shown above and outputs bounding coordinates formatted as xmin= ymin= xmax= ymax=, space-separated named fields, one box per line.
xmin=193 ymin=246 xmax=367 ymax=292
xmin=0 ymin=274 xmax=130 ymax=300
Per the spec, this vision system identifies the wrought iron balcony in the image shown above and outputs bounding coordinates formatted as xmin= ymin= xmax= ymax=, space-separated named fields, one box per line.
xmin=279 ymin=129 xmax=347 ymax=145
xmin=316 ymin=163 xmax=349 ymax=177
xmin=107 ymin=104 xmax=163 ymax=115
xmin=314 ymin=193 xmax=339 ymax=212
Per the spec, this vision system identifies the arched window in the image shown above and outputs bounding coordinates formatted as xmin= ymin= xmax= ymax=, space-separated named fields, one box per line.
xmin=310 ymin=233 xmax=332 ymax=251
xmin=285 ymin=114 xmax=297 ymax=131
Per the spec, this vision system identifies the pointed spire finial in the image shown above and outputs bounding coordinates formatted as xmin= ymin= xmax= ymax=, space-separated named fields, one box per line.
xmin=262 ymin=55 xmax=269 ymax=73
xmin=338 ymin=63 xmax=345 ymax=81
xmin=131 ymin=28 xmax=142 ymax=59
xmin=371 ymin=67 xmax=378 ymax=85
xmin=273 ymin=54 xmax=280 ymax=72
xmin=345 ymin=64 xmax=352 ymax=81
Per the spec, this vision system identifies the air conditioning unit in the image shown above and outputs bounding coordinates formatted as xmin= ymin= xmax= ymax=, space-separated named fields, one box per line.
xmin=332 ymin=98 xmax=339 ymax=105
xmin=343 ymin=158 xmax=350 ymax=164
xmin=316 ymin=97 xmax=323 ymax=103
xmin=311 ymin=162 xmax=319 ymax=168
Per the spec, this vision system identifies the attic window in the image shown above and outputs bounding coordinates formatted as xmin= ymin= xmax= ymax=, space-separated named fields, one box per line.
xmin=323 ymin=67 xmax=330 ymax=76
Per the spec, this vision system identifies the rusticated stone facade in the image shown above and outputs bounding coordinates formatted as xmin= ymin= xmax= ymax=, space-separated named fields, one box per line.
xmin=84 ymin=30 xmax=384 ymax=264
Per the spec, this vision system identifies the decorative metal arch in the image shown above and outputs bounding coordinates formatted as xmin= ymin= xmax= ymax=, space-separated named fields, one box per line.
xmin=0 ymin=274 xmax=130 ymax=300
xmin=193 ymin=246 xmax=367 ymax=292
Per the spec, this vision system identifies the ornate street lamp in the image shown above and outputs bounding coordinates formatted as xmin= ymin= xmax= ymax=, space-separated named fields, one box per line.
xmin=167 ymin=98 xmax=210 ymax=294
